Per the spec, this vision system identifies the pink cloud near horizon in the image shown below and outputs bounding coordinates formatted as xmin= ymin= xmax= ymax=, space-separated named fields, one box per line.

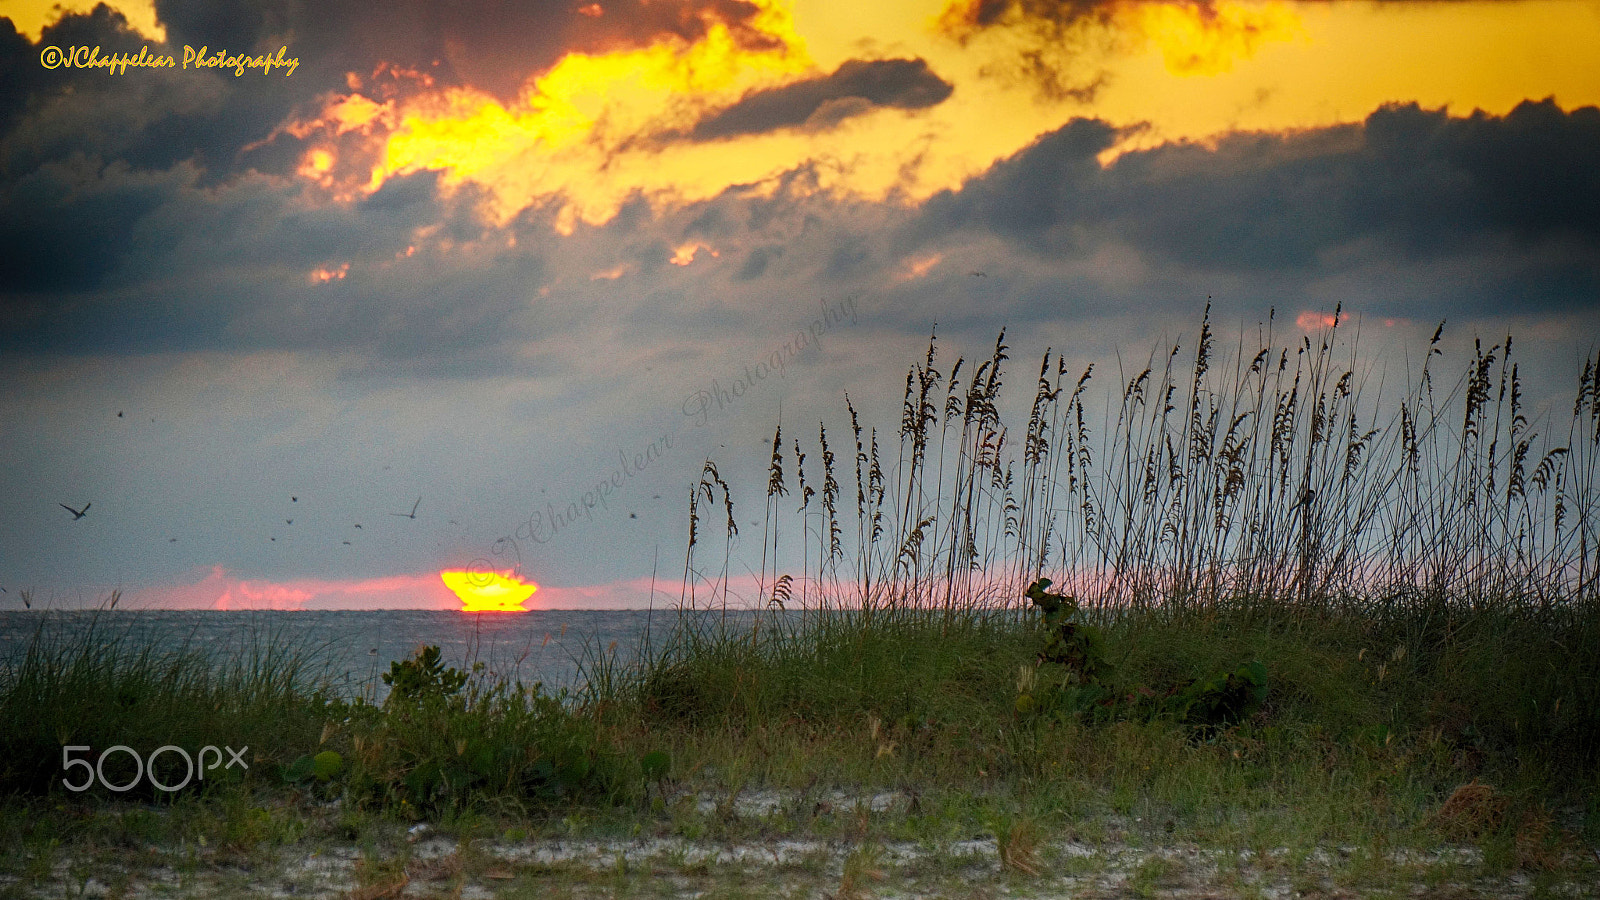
xmin=117 ymin=566 xmax=668 ymax=611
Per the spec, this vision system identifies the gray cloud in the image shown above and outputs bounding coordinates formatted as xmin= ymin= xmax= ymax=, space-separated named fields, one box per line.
xmin=690 ymin=58 xmax=953 ymax=141
xmin=0 ymin=158 xmax=551 ymax=369
xmin=913 ymin=100 xmax=1600 ymax=315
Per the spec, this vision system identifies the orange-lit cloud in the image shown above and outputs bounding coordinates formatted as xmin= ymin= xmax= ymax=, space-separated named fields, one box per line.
xmin=1295 ymin=309 xmax=1350 ymax=331
xmin=669 ymin=241 xmax=720 ymax=266
xmin=897 ymin=252 xmax=944 ymax=281
xmin=308 ymin=262 xmax=350 ymax=284
xmin=282 ymin=0 xmax=815 ymax=229
xmin=1131 ymin=2 xmax=1304 ymax=76
xmin=120 ymin=566 xmax=462 ymax=611
xmin=440 ymin=569 xmax=540 ymax=612
xmin=275 ymin=0 xmax=1600 ymax=233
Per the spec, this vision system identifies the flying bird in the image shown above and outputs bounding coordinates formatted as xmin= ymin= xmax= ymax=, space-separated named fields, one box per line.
xmin=60 ymin=503 xmax=90 ymax=520
xmin=343 ymin=541 xmax=352 ymax=545
xmin=286 ymin=519 xmax=293 ymax=525
xmin=354 ymin=523 xmax=362 ymax=529
xmin=390 ymin=496 xmax=421 ymax=519
xmin=292 ymin=496 xmax=298 ymax=502
xmin=970 ymin=271 xmax=986 ymax=277
xmin=117 ymin=411 xmax=123 ymax=417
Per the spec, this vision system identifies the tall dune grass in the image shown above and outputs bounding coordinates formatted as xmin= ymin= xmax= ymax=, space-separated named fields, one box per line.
xmin=678 ymin=305 xmax=1598 ymax=619
xmin=0 ymin=601 xmax=336 ymax=796
xmin=649 ymin=307 xmax=1599 ymax=775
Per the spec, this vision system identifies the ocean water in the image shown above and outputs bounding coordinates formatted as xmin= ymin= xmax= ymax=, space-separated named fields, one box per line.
xmin=0 ymin=608 xmax=752 ymax=701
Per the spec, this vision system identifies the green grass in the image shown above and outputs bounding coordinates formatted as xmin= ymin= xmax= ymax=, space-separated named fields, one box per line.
xmin=6 ymin=596 xmax=1593 ymax=895
xmin=0 ymin=608 xmax=334 ymax=798
xmin=3 ymin=310 xmax=1599 ymax=894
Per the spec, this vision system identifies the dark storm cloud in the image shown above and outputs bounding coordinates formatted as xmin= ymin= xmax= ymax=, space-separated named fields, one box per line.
xmin=0 ymin=160 xmax=547 ymax=366
xmin=736 ymin=245 xmax=781 ymax=281
xmin=0 ymin=7 xmax=225 ymax=177
xmin=0 ymin=157 xmax=185 ymax=294
xmin=914 ymin=100 xmax=1600 ymax=313
xmin=690 ymin=58 xmax=953 ymax=141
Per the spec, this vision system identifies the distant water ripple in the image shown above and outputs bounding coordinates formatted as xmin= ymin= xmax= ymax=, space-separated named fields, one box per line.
xmin=0 ymin=609 xmax=748 ymax=701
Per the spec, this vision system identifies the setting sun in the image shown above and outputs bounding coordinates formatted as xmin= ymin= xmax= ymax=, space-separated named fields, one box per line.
xmin=439 ymin=569 xmax=539 ymax=612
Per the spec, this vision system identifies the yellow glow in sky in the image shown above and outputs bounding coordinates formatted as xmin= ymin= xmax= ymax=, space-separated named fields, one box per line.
xmin=3 ymin=0 xmax=165 ymax=41
xmin=1133 ymin=1 xmax=1305 ymax=76
xmin=281 ymin=0 xmax=1600 ymax=229
xmin=363 ymin=2 xmax=812 ymax=229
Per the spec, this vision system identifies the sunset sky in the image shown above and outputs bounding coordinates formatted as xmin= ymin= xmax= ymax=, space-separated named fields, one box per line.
xmin=1 ymin=0 xmax=1597 ymax=610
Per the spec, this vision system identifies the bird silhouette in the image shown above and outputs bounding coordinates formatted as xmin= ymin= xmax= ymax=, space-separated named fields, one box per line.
xmin=354 ymin=523 xmax=362 ymax=529
xmin=970 ymin=271 xmax=986 ymax=277
xmin=343 ymin=541 xmax=352 ymax=545
xmin=291 ymin=496 xmax=298 ymax=502
xmin=60 ymin=503 xmax=90 ymax=520
xmin=117 ymin=411 xmax=123 ymax=418
xmin=286 ymin=519 xmax=293 ymax=525
xmin=1296 ymin=488 xmax=1315 ymax=508
xmin=390 ymin=496 xmax=421 ymax=519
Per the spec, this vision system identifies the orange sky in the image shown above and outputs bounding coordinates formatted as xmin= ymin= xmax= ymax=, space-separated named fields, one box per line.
xmin=267 ymin=0 xmax=1600 ymax=229
xmin=15 ymin=0 xmax=1594 ymax=229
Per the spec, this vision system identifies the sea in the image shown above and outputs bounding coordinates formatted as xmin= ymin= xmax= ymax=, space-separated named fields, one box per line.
xmin=0 ymin=609 xmax=770 ymax=702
